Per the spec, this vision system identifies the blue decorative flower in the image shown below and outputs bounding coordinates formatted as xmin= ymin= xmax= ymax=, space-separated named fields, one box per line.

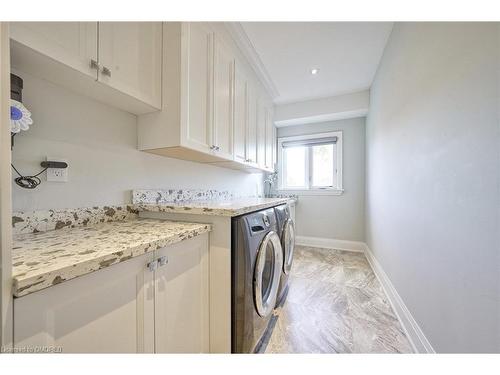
xmin=10 ymin=99 xmax=33 ymax=133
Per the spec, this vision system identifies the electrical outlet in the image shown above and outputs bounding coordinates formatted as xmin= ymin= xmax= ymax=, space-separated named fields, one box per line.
xmin=46 ymin=157 xmax=68 ymax=182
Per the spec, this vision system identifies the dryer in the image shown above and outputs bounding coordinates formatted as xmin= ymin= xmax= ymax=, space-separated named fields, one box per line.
xmin=274 ymin=203 xmax=296 ymax=306
xmin=231 ymin=208 xmax=283 ymax=353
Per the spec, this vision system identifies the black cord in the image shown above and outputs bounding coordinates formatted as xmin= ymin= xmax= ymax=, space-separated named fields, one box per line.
xmin=11 ymin=164 xmax=47 ymax=189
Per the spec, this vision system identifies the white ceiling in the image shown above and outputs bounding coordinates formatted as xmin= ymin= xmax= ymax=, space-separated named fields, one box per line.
xmin=240 ymin=22 xmax=393 ymax=104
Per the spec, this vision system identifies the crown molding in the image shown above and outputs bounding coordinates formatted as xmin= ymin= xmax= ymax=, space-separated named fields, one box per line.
xmin=224 ymin=22 xmax=280 ymax=100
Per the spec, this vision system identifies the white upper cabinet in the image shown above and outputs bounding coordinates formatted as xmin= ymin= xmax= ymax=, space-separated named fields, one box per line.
xmin=265 ymin=105 xmax=275 ymax=171
xmin=246 ymin=82 xmax=258 ymax=166
xmin=212 ymin=36 xmax=234 ymax=160
xmin=183 ymin=23 xmax=214 ymax=154
xmin=137 ymin=22 xmax=274 ymax=172
xmin=256 ymin=95 xmax=267 ymax=169
xmin=10 ymin=21 xmax=162 ymax=114
xmin=10 ymin=22 xmax=98 ymax=79
xmin=233 ymin=61 xmax=248 ymax=164
xmin=98 ymin=22 xmax=162 ymax=109
xmin=272 ymin=116 xmax=277 ymax=169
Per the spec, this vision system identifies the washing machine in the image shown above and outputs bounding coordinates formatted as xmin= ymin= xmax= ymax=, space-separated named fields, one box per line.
xmin=274 ymin=203 xmax=295 ymax=306
xmin=231 ymin=208 xmax=283 ymax=353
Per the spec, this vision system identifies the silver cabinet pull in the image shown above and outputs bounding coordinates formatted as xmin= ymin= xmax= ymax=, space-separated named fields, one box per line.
xmin=158 ymin=256 xmax=168 ymax=267
xmin=147 ymin=260 xmax=158 ymax=272
xmin=90 ymin=59 xmax=100 ymax=70
xmin=102 ymin=66 xmax=112 ymax=77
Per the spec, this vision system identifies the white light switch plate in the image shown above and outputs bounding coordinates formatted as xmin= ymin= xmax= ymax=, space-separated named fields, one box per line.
xmin=46 ymin=157 xmax=68 ymax=182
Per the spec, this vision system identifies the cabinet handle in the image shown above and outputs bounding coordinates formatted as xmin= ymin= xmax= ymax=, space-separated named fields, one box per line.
xmin=158 ymin=256 xmax=168 ymax=267
xmin=102 ymin=66 xmax=112 ymax=77
xmin=147 ymin=260 xmax=158 ymax=272
xmin=210 ymin=145 xmax=220 ymax=151
xmin=90 ymin=59 xmax=100 ymax=70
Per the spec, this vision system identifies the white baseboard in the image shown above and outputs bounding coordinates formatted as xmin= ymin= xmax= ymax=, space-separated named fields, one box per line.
xmin=295 ymin=235 xmax=365 ymax=252
xmin=363 ymin=244 xmax=435 ymax=353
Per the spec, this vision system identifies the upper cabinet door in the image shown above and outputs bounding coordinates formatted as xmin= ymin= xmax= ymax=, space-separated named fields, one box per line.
xmin=265 ymin=106 xmax=275 ymax=171
xmin=246 ymin=83 xmax=258 ymax=165
xmin=256 ymin=96 xmax=267 ymax=169
xmin=98 ymin=22 xmax=162 ymax=109
xmin=233 ymin=62 xmax=248 ymax=163
xmin=154 ymin=234 xmax=209 ymax=353
xmin=212 ymin=37 xmax=234 ymax=160
xmin=10 ymin=22 xmax=98 ymax=79
xmin=272 ymin=117 xmax=277 ymax=170
xmin=181 ymin=23 xmax=214 ymax=154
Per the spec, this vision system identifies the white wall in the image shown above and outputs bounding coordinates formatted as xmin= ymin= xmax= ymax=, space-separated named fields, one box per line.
xmin=11 ymin=70 xmax=264 ymax=212
xmin=1 ymin=22 xmax=13 ymax=348
xmin=366 ymin=23 xmax=500 ymax=352
xmin=277 ymin=117 xmax=365 ymax=242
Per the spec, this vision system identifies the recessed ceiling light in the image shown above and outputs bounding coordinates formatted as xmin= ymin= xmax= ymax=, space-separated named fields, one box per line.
xmin=311 ymin=68 xmax=319 ymax=75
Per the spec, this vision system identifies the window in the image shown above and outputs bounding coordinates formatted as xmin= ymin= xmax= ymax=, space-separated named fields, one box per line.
xmin=278 ymin=131 xmax=343 ymax=194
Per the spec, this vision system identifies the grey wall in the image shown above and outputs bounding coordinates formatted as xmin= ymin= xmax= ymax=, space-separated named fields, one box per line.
xmin=366 ymin=23 xmax=500 ymax=352
xmin=277 ymin=117 xmax=365 ymax=241
xmin=11 ymin=70 xmax=264 ymax=212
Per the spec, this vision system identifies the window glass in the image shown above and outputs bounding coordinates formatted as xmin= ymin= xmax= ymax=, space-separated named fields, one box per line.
xmin=312 ymin=144 xmax=334 ymax=187
xmin=284 ymin=147 xmax=306 ymax=188
xmin=279 ymin=132 xmax=341 ymax=191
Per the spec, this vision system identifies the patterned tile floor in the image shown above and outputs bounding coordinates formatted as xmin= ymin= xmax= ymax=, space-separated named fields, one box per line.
xmin=263 ymin=246 xmax=413 ymax=353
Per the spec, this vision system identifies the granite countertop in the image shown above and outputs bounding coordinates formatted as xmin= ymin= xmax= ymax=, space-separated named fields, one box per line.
xmin=12 ymin=218 xmax=211 ymax=297
xmin=136 ymin=197 xmax=293 ymax=217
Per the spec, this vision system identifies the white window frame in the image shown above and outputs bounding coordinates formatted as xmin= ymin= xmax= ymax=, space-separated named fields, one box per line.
xmin=277 ymin=131 xmax=343 ymax=196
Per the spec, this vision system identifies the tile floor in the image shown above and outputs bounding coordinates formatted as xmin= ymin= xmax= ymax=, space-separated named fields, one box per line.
xmin=263 ymin=245 xmax=413 ymax=353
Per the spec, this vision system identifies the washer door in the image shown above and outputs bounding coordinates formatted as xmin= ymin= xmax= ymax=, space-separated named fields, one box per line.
xmin=282 ymin=218 xmax=295 ymax=274
xmin=254 ymin=231 xmax=283 ymax=317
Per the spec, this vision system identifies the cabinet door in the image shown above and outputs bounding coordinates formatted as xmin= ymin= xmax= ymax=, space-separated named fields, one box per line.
xmin=10 ymin=22 xmax=98 ymax=79
xmin=155 ymin=234 xmax=209 ymax=353
xmin=246 ymin=83 xmax=258 ymax=165
xmin=212 ymin=37 xmax=234 ymax=160
xmin=233 ymin=62 xmax=248 ymax=163
xmin=181 ymin=23 xmax=214 ymax=154
xmin=256 ymin=96 xmax=267 ymax=169
xmin=272 ymin=118 xmax=277 ymax=170
xmin=98 ymin=22 xmax=162 ymax=109
xmin=265 ymin=106 xmax=275 ymax=171
xmin=14 ymin=253 xmax=155 ymax=353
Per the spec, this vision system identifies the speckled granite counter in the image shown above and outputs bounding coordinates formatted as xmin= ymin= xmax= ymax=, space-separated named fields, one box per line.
xmin=136 ymin=197 xmax=292 ymax=217
xmin=12 ymin=219 xmax=211 ymax=297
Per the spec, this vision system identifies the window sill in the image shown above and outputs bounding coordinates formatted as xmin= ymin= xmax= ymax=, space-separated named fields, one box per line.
xmin=276 ymin=189 xmax=344 ymax=196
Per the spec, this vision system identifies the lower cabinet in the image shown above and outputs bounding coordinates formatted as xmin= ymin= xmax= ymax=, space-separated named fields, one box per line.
xmin=13 ymin=233 xmax=209 ymax=353
xmin=154 ymin=234 xmax=209 ymax=353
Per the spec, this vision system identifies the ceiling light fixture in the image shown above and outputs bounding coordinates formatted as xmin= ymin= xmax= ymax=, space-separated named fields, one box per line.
xmin=310 ymin=68 xmax=319 ymax=75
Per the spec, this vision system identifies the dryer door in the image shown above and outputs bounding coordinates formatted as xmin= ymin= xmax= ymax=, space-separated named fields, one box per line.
xmin=282 ymin=218 xmax=295 ymax=275
xmin=254 ymin=231 xmax=283 ymax=317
